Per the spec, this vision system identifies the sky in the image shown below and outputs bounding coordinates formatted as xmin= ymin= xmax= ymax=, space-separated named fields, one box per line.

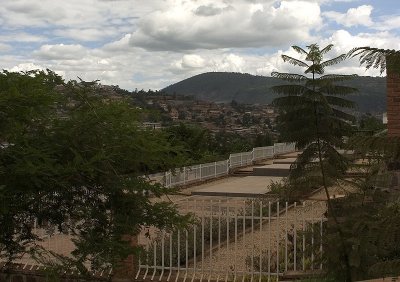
xmin=1 ymin=0 xmax=400 ymax=90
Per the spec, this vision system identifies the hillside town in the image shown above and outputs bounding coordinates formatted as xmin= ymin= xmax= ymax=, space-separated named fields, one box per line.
xmin=140 ymin=93 xmax=278 ymax=135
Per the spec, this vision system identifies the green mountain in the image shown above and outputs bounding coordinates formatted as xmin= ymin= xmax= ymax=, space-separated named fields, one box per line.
xmin=163 ymin=72 xmax=386 ymax=113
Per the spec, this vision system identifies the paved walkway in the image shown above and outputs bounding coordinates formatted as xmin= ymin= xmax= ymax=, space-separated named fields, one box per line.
xmin=186 ymin=152 xmax=298 ymax=197
xmin=191 ymin=176 xmax=282 ymax=197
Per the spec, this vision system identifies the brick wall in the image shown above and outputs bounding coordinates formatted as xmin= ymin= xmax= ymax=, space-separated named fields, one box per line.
xmin=387 ymin=54 xmax=400 ymax=137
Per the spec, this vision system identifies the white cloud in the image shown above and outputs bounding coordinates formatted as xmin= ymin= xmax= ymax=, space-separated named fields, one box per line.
xmin=53 ymin=28 xmax=121 ymax=42
xmin=323 ymin=5 xmax=373 ymax=27
xmin=0 ymin=43 xmax=11 ymax=52
xmin=129 ymin=0 xmax=322 ymax=51
xmin=9 ymin=62 xmax=45 ymax=72
xmin=34 ymin=44 xmax=88 ymax=60
xmin=373 ymin=15 xmax=400 ymax=32
xmin=0 ymin=0 xmax=143 ymax=28
xmin=326 ymin=29 xmax=400 ymax=52
xmin=214 ymin=54 xmax=245 ymax=72
xmin=0 ymin=32 xmax=47 ymax=43
xmin=1 ymin=0 xmax=399 ymax=92
xmin=173 ymin=54 xmax=206 ymax=71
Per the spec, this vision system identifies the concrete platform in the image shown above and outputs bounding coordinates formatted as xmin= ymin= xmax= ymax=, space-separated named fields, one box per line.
xmin=276 ymin=152 xmax=300 ymax=158
xmin=253 ymin=163 xmax=291 ymax=176
xmin=191 ymin=176 xmax=282 ymax=197
xmin=273 ymin=157 xmax=297 ymax=164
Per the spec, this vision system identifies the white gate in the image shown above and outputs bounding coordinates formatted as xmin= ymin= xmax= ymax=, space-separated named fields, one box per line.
xmin=136 ymin=199 xmax=326 ymax=281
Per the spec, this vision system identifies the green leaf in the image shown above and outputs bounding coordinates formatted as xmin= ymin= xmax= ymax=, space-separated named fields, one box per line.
xmin=281 ymin=55 xmax=309 ymax=68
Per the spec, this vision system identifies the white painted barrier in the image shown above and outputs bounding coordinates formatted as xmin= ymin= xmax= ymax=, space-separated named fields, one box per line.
xmin=136 ymin=199 xmax=325 ymax=281
xmin=149 ymin=142 xmax=296 ymax=188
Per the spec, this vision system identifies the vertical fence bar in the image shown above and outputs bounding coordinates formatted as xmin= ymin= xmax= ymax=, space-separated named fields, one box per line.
xmin=167 ymin=232 xmax=173 ymax=281
xmin=218 ymin=200 xmax=221 ymax=282
xmin=225 ymin=203 xmax=230 ymax=282
xmin=294 ymin=202 xmax=297 ymax=271
xmin=320 ymin=210 xmax=323 ymax=270
xmin=268 ymin=202 xmax=271 ymax=281
xmin=209 ymin=200 xmax=213 ymax=282
xmin=285 ymin=202 xmax=288 ymax=272
xmin=135 ymin=247 xmax=143 ymax=280
xmin=143 ymin=244 xmax=150 ymax=279
xmin=159 ymin=231 xmax=165 ymax=281
xmin=311 ymin=201 xmax=314 ymax=270
xmin=276 ymin=202 xmax=280 ymax=277
xmin=201 ymin=201 xmax=205 ymax=281
xmin=242 ymin=200 xmax=246 ymax=282
xmin=184 ymin=229 xmax=188 ymax=282
xmin=193 ymin=200 xmax=197 ymax=282
xmin=302 ymin=202 xmax=305 ymax=271
xmin=176 ymin=230 xmax=181 ymax=282
xmin=151 ymin=241 xmax=157 ymax=280
xmin=259 ymin=201 xmax=263 ymax=282
xmin=251 ymin=200 xmax=254 ymax=282
xmin=183 ymin=198 xmax=189 ymax=282
xmin=234 ymin=204 xmax=238 ymax=281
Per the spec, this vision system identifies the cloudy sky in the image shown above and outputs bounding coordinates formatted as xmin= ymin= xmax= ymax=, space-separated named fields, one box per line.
xmin=1 ymin=0 xmax=399 ymax=90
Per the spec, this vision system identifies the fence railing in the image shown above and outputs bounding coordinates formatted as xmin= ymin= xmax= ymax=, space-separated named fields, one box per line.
xmin=149 ymin=142 xmax=296 ymax=188
xmin=136 ymin=199 xmax=326 ymax=281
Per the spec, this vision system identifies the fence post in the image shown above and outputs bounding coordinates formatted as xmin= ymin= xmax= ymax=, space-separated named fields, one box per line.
xmin=183 ymin=166 xmax=186 ymax=185
xmin=214 ymin=162 xmax=217 ymax=177
xmin=252 ymin=148 xmax=255 ymax=163
xmin=200 ymin=164 xmax=202 ymax=180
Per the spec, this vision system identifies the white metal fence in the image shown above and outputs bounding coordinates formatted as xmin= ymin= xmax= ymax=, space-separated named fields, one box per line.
xmin=136 ymin=199 xmax=326 ymax=281
xmin=164 ymin=160 xmax=230 ymax=187
xmin=149 ymin=142 xmax=296 ymax=188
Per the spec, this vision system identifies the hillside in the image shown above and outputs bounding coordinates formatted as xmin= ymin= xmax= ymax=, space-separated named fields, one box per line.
xmin=163 ymin=72 xmax=386 ymax=113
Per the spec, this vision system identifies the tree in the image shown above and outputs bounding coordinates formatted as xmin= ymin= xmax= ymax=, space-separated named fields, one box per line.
xmin=271 ymin=44 xmax=358 ymax=281
xmin=347 ymin=47 xmax=400 ymax=74
xmin=0 ymin=70 xmax=189 ymax=275
xmin=164 ymin=123 xmax=217 ymax=163
xmin=359 ymin=114 xmax=385 ymax=133
xmin=348 ymin=46 xmax=400 ymax=160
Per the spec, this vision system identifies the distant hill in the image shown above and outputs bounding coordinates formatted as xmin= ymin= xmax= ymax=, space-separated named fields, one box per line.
xmin=163 ymin=72 xmax=386 ymax=113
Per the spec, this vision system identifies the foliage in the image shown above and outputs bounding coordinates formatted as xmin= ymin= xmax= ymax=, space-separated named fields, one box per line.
xmin=245 ymin=222 xmax=323 ymax=274
xmin=322 ymin=187 xmax=400 ymax=280
xmin=358 ymin=113 xmax=386 ymax=133
xmin=271 ymin=44 xmax=358 ymax=281
xmin=347 ymin=47 xmax=400 ymax=74
xmin=254 ymin=132 xmax=273 ymax=147
xmin=0 ymin=70 xmax=189 ymax=274
xmin=317 ymin=46 xmax=400 ymax=276
xmin=164 ymin=123 xmax=257 ymax=164
xmin=271 ymin=44 xmax=357 ymax=187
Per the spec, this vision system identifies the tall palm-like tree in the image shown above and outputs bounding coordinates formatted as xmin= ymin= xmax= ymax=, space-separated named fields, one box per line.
xmin=272 ymin=44 xmax=358 ymax=281
xmin=272 ymin=44 xmax=357 ymax=190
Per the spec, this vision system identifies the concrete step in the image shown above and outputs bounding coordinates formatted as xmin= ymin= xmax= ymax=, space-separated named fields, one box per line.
xmin=253 ymin=163 xmax=291 ymax=177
